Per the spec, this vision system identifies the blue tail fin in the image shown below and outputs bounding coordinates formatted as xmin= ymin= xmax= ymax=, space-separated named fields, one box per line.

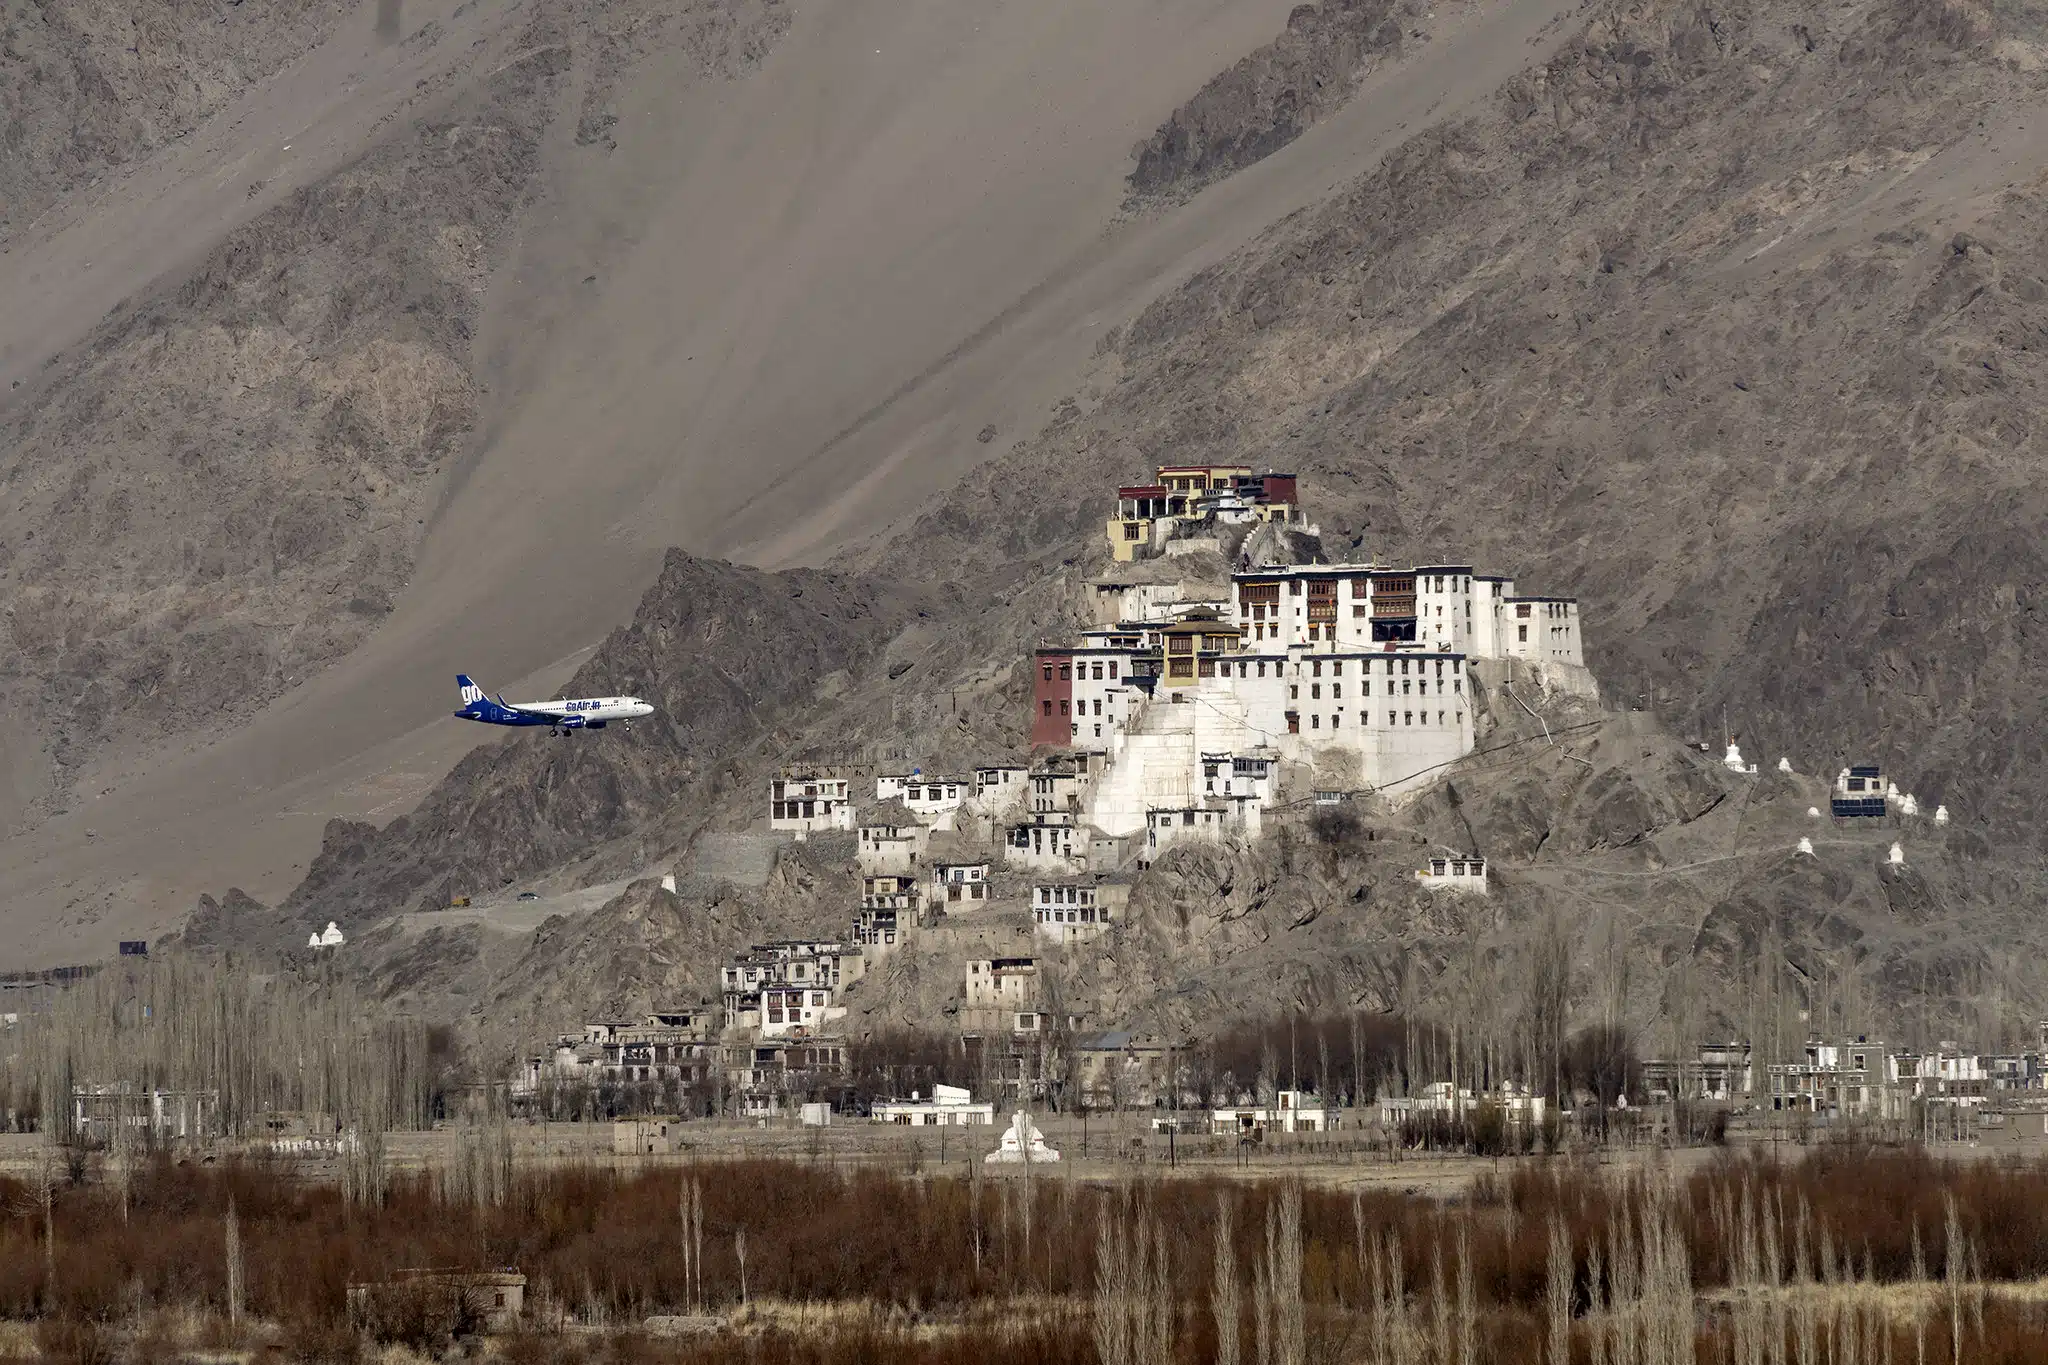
xmin=457 ymin=675 xmax=485 ymax=708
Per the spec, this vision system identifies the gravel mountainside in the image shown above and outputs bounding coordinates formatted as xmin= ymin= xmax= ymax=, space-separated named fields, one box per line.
xmin=0 ymin=0 xmax=355 ymax=238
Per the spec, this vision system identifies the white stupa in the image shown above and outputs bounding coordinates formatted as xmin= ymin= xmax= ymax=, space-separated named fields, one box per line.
xmin=660 ymin=873 xmax=677 ymax=893
xmin=308 ymin=921 xmax=345 ymax=949
xmin=1778 ymin=756 xmax=1793 ymax=774
xmin=1807 ymin=807 xmax=1821 ymax=819
xmin=1723 ymin=743 xmax=1748 ymax=773
xmin=984 ymin=1110 xmax=1060 ymax=1164
xmin=1935 ymin=805 xmax=1951 ymax=826
xmin=1899 ymin=794 xmax=1919 ymax=817
xmin=1888 ymin=843 xmax=1906 ymax=867
xmin=1797 ymin=837 xmax=1815 ymax=856
xmin=1887 ymin=782 xmax=1903 ymax=802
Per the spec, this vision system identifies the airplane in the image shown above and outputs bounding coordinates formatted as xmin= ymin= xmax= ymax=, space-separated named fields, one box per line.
xmin=454 ymin=675 xmax=654 ymax=735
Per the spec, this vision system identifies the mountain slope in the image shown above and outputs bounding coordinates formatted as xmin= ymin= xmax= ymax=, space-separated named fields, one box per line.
xmin=890 ymin=0 xmax=2048 ymax=845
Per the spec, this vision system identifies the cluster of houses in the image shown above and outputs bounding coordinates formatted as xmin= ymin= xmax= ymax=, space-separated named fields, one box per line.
xmin=520 ymin=464 xmax=1596 ymax=1119
xmin=1645 ymin=1034 xmax=2048 ymax=1124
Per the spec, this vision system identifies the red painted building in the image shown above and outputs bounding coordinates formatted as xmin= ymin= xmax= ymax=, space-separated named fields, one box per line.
xmin=1032 ymin=650 xmax=1074 ymax=747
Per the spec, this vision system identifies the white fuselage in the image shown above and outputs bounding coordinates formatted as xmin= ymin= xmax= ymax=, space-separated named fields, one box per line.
xmin=514 ymin=696 xmax=655 ymax=724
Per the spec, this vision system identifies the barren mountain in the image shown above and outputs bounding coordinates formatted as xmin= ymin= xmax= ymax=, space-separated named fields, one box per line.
xmin=11 ymin=0 xmax=2048 ymax=1062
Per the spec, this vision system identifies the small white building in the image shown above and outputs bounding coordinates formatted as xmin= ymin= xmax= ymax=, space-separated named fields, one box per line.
xmin=1210 ymin=1090 xmax=1338 ymax=1136
xmin=1031 ymin=767 xmax=1089 ymax=818
xmin=973 ymin=765 xmax=1030 ymax=814
xmin=759 ymin=984 xmax=843 ymax=1038
xmin=1416 ymin=856 xmax=1488 ymax=893
xmin=926 ymin=862 xmax=992 ymax=910
xmin=1200 ymin=752 xmax=1277 ymax=804
xmin=857 ymin=801 xmax=931 ymax=875
xmin=1031 ymin=880 xmax=1130 ymax=945
xmin=872 ymin=1083 xmax=995 ymax=1126
xmin=1139 ymin=798 xmax=1261 ymax=866
xmin=876 ymin=772 xmax=968 ymax=830
xmin=770 ymin=775 xmax=854 ymax=835
xmin=853 ymin=905 xmax=907 ymax=956
xmin=1005 ymin=817 xmax=1088 ymax=874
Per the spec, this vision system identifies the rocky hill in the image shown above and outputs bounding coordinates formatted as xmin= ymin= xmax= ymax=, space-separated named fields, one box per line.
xmin=887 ymin=0 xmax=2048 ymax=847
xmin=0 ymin=0 xmax=791 ymax=834
xmin=1 ymin=0 xmax=356 ymax=238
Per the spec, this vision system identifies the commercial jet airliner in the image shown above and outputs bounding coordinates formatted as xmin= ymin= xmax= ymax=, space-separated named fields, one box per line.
xmin=454 ymin=675 xmax=654 ymax=734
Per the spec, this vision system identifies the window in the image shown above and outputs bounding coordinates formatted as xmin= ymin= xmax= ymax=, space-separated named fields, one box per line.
xmin=1289 ymin=684 xmax=1299 ymax=699
xmin=1332 ymin=713 xmax=1341 ymax=729
xmin=1363 ymin=681 xmax=1371 ymax=696
xmin=1518 ymin=625 xmax=1528 ymax=643
xmin=1312 ymin=661 xmax=1323 ymax=677
xmin=1311 ymin=684 xmax=1321 ymax=700
xmin=1331 ymin=661 xmax=1342 ymax=675
xmin=1092 ymin=663 xmax=1103 ymax=680
xmin=1093 ymin=699 xmax=1102 ymax=715
xmin=1404 ymin=711 xmax=1413 ymax=725
xmin=1312 ymin=715 xmax=1321 ymax=729
xmin=1389 ymin=712 xmax=1397 ymax=726
xmin=1124 ymin=522 xmax=1142 ymax=540
xmin=1042 ymin=665 xmax=1053 ymax=682
xmin=1332 ymin=684 xmax=1342 ymax=699
xmin=1059 ymin=700 xmax=1070 ymax=715
xmin=1109 ymin=661 xmax=1119 ymax=679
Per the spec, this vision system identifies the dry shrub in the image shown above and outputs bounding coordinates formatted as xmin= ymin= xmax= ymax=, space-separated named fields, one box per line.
xmin=33 ymin=1319 xmax=112 ymax=1365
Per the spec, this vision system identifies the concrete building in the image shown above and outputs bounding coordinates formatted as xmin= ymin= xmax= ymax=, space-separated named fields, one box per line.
xmin=872 ymin=1083 xmax=996 ymax=1126
xmin=1211 ymin=1090 xmax=1339 ymax=1136
xmin=72 ymin=1085 xmax=217 ymax=1143
xmin=1004 ymin=816 xmax=1088 ymax=874
xmin=973 ymin=765 xmax=1030 ymax=813
xmin=1140 ymin=798 xmax=1262 ymax=866
xmin=961 ymin=957 xmax=1048 ymax=1038
xmin=927 ymin=862 xmax=992 ymax=911
xmin=1768 ymin=1038 xmax=1899 ymax=1118
xmin=856 ymin=801 xmax=930 ymax=875
xmin=720 ymin=942 xmax=864 ymax=1035
xmin=1832 ymin=764 xmax=1889 ymax=818
xmin=876 ymin=772 xmax=968 ymax=830
xmin=1032 ymin=880 xmax=1130 ymax=945
xmin=769 ymin=774 xmax=853 ymax=834
xmin=1417 ymin=856 xmax=1488 ymax=893
xmin=518 ymin=1010 xmax=721 ymax=1095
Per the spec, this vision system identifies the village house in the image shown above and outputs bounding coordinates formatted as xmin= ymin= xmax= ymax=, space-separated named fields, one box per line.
xmin=1032 ymin=879 xmax=1131 ymax=945
xmin=726 ymin=1037 xmax=849 ymax=1118
xmin=1416 ymin=856 xmax=1488 ymax=893
xmin=1202 ymin=752 xmax=1277 ymax=802
xmin=348 ymin=1271 xmax=526 ymax=1335
xmin=1004 ymin=815 xmax=1089 ymax=874
xmin=613 ymin=1117 xmax=682 ymax=1155
xmin=1211 ymin=1089 xmax=1339 ymax=1136
xmin=1768 ymin=1038 xmax=1901 ymax=1119
xmin=720 ymin=942 xmax=864 ymax=1034
xmin=871 ymin=1082 xmax=996 ymax=1126
xmin=1140 ymin=799 xmax=1261 ymax=866
xmin=72 ymin=1084 xmax=217 ymax=1144
xmin=769 ymin=774 xmax=854 ymax=835
xmin=875 ymin=772 xmax=968 ymax=829
xmin=1072 ymin=1030 xmax=1184 ymax=1110
xmin=517 ymin=1010 xmax=720 ymax=1095
xmin=1642 ymin=1042 xmax=1756 ymax=1102
xmin=926 ymin=861 xmax=992 ymax=911
xmin=973 ymin=765 xmax=1031 ymax=813
xmin=856 ymin=800 xmax=930 ymax=875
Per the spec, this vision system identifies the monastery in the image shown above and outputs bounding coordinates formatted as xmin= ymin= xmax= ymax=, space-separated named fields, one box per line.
xmin=522 ymin=462 xmax=1594 ymax=1115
